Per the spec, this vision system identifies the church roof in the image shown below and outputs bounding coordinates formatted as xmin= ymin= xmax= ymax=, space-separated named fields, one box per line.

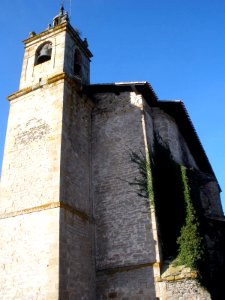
xmin=87 ymin=81 xmax=158 ymax=106
xmin=87 ymin=82 xmax=218 ymax=184
xmin=158 ymin=100 xmax=216 ymax=178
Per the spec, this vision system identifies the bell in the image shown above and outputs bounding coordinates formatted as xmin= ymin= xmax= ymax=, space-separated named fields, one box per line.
xmin=37 ymin=45 xmax=52 ymax=64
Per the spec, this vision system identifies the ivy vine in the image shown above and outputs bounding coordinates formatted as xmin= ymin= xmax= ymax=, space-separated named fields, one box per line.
xmin=129 ymin=135 xmax=205 ymax=271
xmin=129 ymin=150 xmax=154 ymax=206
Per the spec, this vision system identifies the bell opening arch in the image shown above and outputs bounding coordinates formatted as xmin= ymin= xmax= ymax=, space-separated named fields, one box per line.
xmin=35 ymin=41 xmax=53 ymax=66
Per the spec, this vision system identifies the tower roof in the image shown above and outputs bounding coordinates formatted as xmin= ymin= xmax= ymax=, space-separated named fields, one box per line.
xmin=52 ymin=4 xmax=69 ymax=27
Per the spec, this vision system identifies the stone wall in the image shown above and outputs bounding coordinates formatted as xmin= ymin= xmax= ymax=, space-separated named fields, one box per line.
xmin=20 ymin=26 xmax=67 ymax=90
xmin=0 ymin=77 xmax=64 ymax=298
xmin=0 ymin=76 xmax=96 ymax=298
xmin=92 ymin=91 xmax=160 ymax=298
xmin=59 ymin=209 xmax=96 ymax=299
xmin=64 ymin=31 xmax=90 ymax=85
xmin=199 ymin=178 xmax=223 ymax=217
xmin=151 ymin=106 xmax=223 ymax=221
xmin=60 ymin=81 xmax=93 ymax=215
xmin=96 ymin=266 xmax=157 ymax=300
xmin=148 ymin=105 xmax=224 ymax=299
xmin=158 ymin=279 xmax=211 ymax=300
xmin=1 ymin=71 xmax=224 ymax=299
xmin=151 ymin=107 xmax=198 ymax=169
xmin=0 ymin=80 xmax=64 ymax=214
xmin=59 ymin=80 xmax=96 ymax=298
xmin=0 ymin=208 xmax=60 ymax=300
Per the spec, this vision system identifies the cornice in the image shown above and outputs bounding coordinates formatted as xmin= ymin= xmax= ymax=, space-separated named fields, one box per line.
xmin=0 ymin=201 xmax=93 ymax=223
xmin=22 ymin=22 xmax=93 ymax=59
xmin=23 ymin=22 xmax=68 ymax=46
xmin=7 ymin=73 xmax=83 ymax=101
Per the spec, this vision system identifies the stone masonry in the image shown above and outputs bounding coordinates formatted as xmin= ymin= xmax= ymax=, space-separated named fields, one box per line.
xmin=0 ymin=7 xmax=225 ymax=300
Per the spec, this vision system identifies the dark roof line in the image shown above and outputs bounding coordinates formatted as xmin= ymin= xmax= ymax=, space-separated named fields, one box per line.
xmin=86 ymin=81 xmax=158 ymax=106
xmin=158 ymin=100 xmax=219 ymax=185
xmin=86 ymin=82 xmax=218 ymax=186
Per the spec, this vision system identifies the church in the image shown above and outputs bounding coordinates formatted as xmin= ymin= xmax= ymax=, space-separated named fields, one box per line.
xmin=0 ymin=6 xmax=225 ymax=300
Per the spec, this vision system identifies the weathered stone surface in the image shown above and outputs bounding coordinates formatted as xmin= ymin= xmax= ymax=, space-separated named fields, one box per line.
xmin=59 ymin=208 xmax=96 ymax=299
xmin=0 ymin=21 xmax=94 ymax=299
xmin=60 ymin=81 xmax=93 ymax=215
xmin=20 ymin=22 xmax=90 ymax=90
xmin=158 ymin=279 xmax=211 ymax=300
xmin=20 ymin=26 xmax=67 ymax=90
xmin=0 ymin=80 xmax=64 ymax=214
xmin=0 ymin=208 xmax=60 ymax=299
xmin=0 ymin=14 xmax=224 ymax=300
xmin=151 ymin=107 xmax=198 ymax=169
xmin=96 ymin=266 xmax=157 ymax=300
xmin=92 ymin=92 xmax=159 ymax=270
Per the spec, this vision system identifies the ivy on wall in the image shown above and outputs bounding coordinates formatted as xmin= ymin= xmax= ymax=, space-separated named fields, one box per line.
xmin=129 ymin=133 xmax=225 ymax=298
xmin=129 ymin=135 xmax=205 ymax=271
xmin=129 ymin=150 xmax=154 ymax=205
xmin=176 ymin=166 xmax=204 ymax=269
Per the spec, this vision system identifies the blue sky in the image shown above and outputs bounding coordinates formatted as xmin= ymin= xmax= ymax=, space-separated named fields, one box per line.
xmin=0 ymin=0 xmax=225 ymax=211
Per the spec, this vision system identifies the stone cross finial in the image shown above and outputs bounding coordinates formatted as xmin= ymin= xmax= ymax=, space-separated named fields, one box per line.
xmin=60 ymin=4 xmax=64 ymax=16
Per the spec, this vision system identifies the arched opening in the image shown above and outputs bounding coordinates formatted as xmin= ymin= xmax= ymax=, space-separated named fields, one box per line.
xmin=35 ymin=42 xmax=52 ymax=65
xmin=74 ymin=49 xmax=82 ymax=77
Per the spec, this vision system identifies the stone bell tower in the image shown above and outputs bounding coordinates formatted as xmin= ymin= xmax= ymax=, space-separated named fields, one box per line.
xmin=2 ymin=4 xmax=225 ymax=300
xmin=0 ymin=6 xmax=95 ymax=299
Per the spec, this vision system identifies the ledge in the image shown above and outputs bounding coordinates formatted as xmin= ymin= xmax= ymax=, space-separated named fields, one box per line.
xmin=0 ymin=201 xmax=93 ymax=223
xmin=22 ymin=22 xmax=92 ymax=58
xmin=156 ymin=261 xmax=198 ymax=282
xmin=97 ymin=262 xmax=160 ymax=276
xmin=8 ymin=87 xmax=33 ymax=101
xmin=23 ymin=22 xmax=68 ymax=45
xmin=7 ymin=73 xmax=82 ymax=101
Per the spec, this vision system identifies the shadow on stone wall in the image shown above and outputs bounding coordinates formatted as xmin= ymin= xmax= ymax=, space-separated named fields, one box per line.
xmin=150 ymin=133 xmax=225 ymax=299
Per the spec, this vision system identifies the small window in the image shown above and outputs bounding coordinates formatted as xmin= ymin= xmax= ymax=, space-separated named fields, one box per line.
xmin=35 ymin=42 xmax=52 ymax=65
xmin=74 ymin=49 xmax=82 ymax=77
